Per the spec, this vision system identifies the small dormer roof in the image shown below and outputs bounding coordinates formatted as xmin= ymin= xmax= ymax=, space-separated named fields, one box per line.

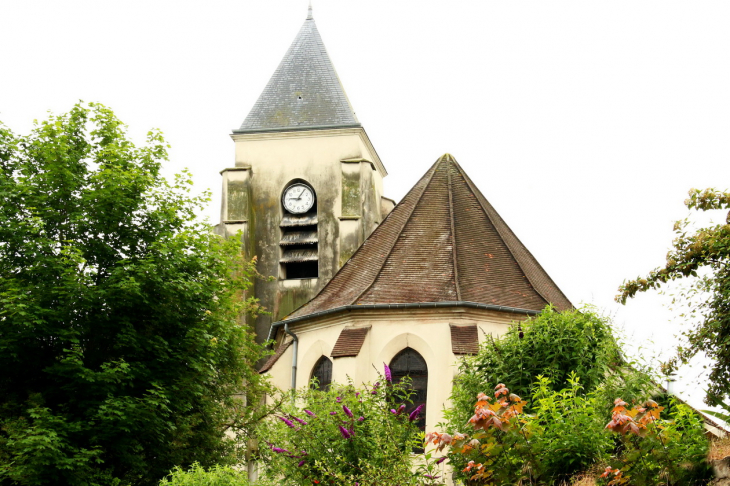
xmin=287 ymin=154 xmax=573 ymax=320
xmin=236 ymin=7 xmax=360 ymax=133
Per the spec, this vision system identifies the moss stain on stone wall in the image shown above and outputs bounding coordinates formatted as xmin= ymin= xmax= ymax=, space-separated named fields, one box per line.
xmin=227 ymin=180 xmax=248 ymax=221
xmin=245 ymin=186 xmax=257 ymax=258
xmin=276 ymin=283 xmax=316 ymax=321
xmin=341 ymin=170 xmax=361 ymax=218
xmin=250 ymin=189 xmax=282 ymax=344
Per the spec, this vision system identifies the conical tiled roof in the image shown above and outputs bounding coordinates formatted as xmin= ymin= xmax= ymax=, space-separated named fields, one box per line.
xmin=287 ymin=154 xmax=572 ymax=319
xmin=236 ymin=7 xmax=360 ymax=133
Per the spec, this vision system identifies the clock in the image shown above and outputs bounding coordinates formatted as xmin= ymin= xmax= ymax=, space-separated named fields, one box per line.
xmin=282 ymin=183 xmax=315 ymax=214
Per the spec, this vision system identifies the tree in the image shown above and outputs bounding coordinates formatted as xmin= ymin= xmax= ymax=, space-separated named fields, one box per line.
xmin=0 ymin=103 xmax=274 ymax=485
xmin=442 ymin=306 xmax=657 ymax=482
xmin=617 ymin=188 xmax=730 ymax=405
xmin=445 ymin=306 xmax=653 ymax=429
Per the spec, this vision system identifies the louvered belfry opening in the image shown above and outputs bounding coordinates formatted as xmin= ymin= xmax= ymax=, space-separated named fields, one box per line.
xmin=310 ymin=356 xmax=332 ymax=391
xmin=280 ymin=185 xmax=318 ymax=279
xmin=390 ymin=348 xmax=428 ymax=432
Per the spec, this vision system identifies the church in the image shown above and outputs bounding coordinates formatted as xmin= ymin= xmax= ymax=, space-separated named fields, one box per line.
xmin=215 ymin=6 xmax=572 ymax=433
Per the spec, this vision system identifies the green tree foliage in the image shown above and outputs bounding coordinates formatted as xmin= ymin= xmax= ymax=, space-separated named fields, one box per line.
xmin=529 ymin=375 xmax=614 ymax=483
xmin=430 ymin=377 xmax=612 ymax=485
xmin=445 ymin=306 xmax=652 ymax=432
xmin=702 ymin=396 xmax=730 ymax=423
xmin=0 ymin=103 xmax=274 ymax=485
xmin=260 ymin=374 xmax=438 ymax=486
xmin=159 ymin=463 xmax=275 ymax=486
xmin=601 ymin=398 xmax=711 ymax=485
xmin=429 ymin=380 xmax=709 ymax=486
xmin=617 ymin=188 xmax=730 ymax=405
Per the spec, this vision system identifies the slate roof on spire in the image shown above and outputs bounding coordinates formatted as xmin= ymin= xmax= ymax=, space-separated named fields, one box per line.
xmin=287 ymin=154 xmax=572 ymax=319
xmin=236 ymin=8 xmax=360 ymax=133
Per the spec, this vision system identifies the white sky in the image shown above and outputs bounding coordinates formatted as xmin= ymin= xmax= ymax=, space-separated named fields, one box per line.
xmin=2 ymin=1 xmax=730 ymax=411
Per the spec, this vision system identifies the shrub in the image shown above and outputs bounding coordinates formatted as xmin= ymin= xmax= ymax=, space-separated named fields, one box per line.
xmin=258 ymin=368 xmax=440 ymax=486
xmin=600 ymin=397 xmax=712 ymax=485
xmin=445 ymin=306 xmax=658 ymax=442
xmin=159 ymin=463 xmax=275 ymax=486
xmin=430 ymin=376 xmax=611 ymax=485
xmin=529 ymin=375 xmax=613 ymax=483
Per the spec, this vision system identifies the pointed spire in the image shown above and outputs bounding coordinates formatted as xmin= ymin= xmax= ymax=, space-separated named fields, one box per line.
xmin=307 ymin=1 xmax=313 ymax=20
xmin=236 ymin=3 xmax=360 ymax=133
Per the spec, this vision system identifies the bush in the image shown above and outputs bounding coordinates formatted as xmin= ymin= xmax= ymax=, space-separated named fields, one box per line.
xmin=430 ymin=379 xmax=711 ymax=485
xmin=430 ymin=376 xmax=611 ymax=485
xmin=600 ymin=398 xmax=712 ymax=485
xmin=160 ymin=463 xmax=275 ymax=486
xmin=530 ymin=375 xmax=613 ymax=483
xmin=258 ymin=368 xmax=439 ymax=486
xmin=445 ymin=306 xmax=658 ymax=439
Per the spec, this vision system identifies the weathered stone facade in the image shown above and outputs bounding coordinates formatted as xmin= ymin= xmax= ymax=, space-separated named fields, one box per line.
xmin=215 ymin=8 xmax=392 ymax=344
xmin=217 ymin=129 xmax=388 ymax=343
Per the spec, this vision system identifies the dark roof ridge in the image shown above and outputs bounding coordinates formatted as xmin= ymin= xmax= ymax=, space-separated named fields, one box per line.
xmin=345 ymin=156 xmax=444 ymax=305
xmin=455 ymin=160 xmax=572 ymax=309
xmin=445 ymin=154 xmax=462 ymax=301
xmin=451 ymin=158 xmax=546 ymax=306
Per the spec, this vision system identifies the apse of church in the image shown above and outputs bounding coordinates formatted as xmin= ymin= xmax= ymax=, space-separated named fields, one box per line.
xmin=215 ymin=6 xmax=394 ymax=344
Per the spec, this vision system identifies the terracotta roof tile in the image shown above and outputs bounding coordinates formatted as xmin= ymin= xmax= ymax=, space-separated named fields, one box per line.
xmin=331 ymin=326 xmax=371 ymax=358
xmin=450 ymin=325 xmax=479 ymax=355
xmin=259 ymin=340 xmax=292 ymax=373
xmin=287 ymin=154 xmax=572 ymax=320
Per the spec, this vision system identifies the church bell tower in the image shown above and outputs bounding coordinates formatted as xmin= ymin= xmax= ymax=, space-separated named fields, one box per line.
xmin=217 ymin=6 xmax=392 ymax=343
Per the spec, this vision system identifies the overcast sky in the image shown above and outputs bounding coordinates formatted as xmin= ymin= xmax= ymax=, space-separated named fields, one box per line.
xmin=2 ymin=1 xmax=730 ymax=410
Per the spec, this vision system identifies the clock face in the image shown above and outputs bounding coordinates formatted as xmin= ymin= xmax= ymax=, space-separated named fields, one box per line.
xmin=283 ymin=183 xmax=315 ymax=214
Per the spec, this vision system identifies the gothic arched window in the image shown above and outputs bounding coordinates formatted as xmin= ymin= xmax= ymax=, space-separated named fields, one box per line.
xmin=389 ymin=347 xmax=427 ymax=431
xmin=310 ymin=356 xmax=332 ymax=391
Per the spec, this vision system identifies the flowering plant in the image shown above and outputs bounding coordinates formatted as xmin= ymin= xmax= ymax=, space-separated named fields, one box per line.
xmin=427 ymin=382 xmax=533 ymax=485
xmin=598 ymin=397 xmax=711 ymax=486
xmin=260 ymin=368 xmax=441 ymax=485
xmin=429 ymin=375 xmax=613 ymax=485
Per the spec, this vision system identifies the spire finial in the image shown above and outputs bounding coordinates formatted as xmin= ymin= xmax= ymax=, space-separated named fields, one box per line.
xmin=307 ymin=1 xmax=313 ymax=20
